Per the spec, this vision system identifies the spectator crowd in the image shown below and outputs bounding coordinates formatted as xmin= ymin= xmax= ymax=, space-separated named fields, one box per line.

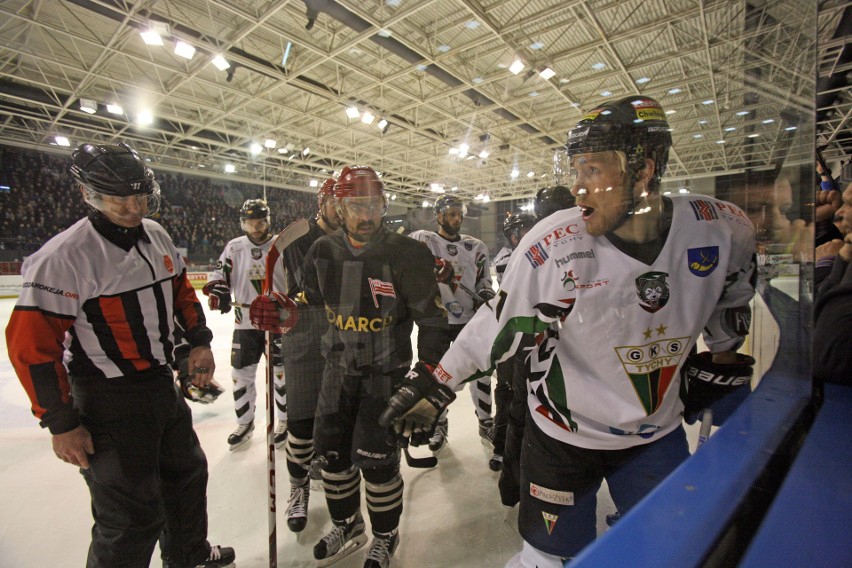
xmin=0 ymin=145 xmax=316 ymax=262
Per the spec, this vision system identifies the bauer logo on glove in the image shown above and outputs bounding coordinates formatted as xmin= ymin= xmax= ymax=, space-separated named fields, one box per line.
xmin=680 ymin=351 xmax=755 ymax=423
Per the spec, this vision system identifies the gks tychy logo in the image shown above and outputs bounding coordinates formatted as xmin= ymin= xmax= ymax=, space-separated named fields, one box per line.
xmin=687 ymin=246 xmax=719 ymax=277
xmin=615 ymin=336 xmax=689 ymax=416
xmin=635 ymin=271 xmax=669 ymax=313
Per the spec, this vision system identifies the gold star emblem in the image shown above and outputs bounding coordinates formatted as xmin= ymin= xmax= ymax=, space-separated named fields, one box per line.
xmin=642 ymin=328 xmax=653 ymax=340
xmin=655 ymin=323 xmax=668 ymax=336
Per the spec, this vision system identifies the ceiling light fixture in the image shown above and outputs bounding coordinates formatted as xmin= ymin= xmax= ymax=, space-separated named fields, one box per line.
xmin=79 ymin=99 xmax=97 ymax=114
xmin=54 ymin=136 xmax=70 ymax=146
xmin=137 ymin=110 xmax=154 ymax=126
xmin=509 ymin=59 xmax=525 ymax=75
xmin=264 ymin=139 xmax=276 ymax=149
xmin=361 ymin=112 xmax=375 ymax=125
xmin=377 ymin=119 xmax=388 ymax=130
xmin=539 ymin=67 xmax=556 ymax=80
xmin=250 ymin=143 xmax=262 ymax=154
xmin=346 ymin=106 xmax=360 ymax=119
xmin=212 ymin=55 xmax=230 ymax=70
xmin=106 ymin=104 xmax=123 ymax=115
xmin=174 ymin=41 xmax=196 ymax=60
xmin=140 ymin=30 xmax=163 ymax=46
xmin=225 ymin=164 xmax=236 ymax=173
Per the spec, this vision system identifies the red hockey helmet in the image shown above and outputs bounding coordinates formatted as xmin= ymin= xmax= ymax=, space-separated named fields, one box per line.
xmin=317 ymin=177 xmax=336 ymax=209
xmin=333 ymin=165 xmax=384 ymax=199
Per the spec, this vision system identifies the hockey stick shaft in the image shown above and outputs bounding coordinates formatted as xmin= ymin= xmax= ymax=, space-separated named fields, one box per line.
xmin=399 ymin=438 xmax=438 ymax=468
xmin=697 ymin=408 xmax=713 ymax=449
xmin=262 ymin=218 xmax=309 ymax=568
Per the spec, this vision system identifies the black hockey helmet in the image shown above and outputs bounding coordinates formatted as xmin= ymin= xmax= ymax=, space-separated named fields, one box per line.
xmin=71 ymin=142 xmax=160 ymax=216
xmin=503 ymin=212 xmax=536 ymax=242
xmin=534 ymin=185 xmax=575 ymax=220
xmin=71 ymin=142 xmax=158 ymax=197
xmin=240 ymin=199 xmax=270 ymax=221
xmin=566 ymin=95 xmax=672 ymax=189
xmin=433 ymin=194 xmax=467 ymax=216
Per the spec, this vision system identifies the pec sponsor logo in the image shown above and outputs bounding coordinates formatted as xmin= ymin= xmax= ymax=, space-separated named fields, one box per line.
xmin=687 ymin=246 xmax=719 ymax=277
xmin=22 ymin=281 xmax=79 ymax=300
xmin=524 ymin=243 xmax=549 ymax=268
xmin=163 ymin=255 xmax=174 ymax=273
xmin=555 ymin=249 xmax=595 ymax=267
xmin=713 ymin=202 xmax=749 ymax=220
xmin=530 ymin=483 xmax=574 ymax=507
xmin=540 ymin=223 xmax=581 ymax=249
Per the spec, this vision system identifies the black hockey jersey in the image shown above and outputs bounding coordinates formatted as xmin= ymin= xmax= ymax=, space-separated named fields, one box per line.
xmin=302 ymin=227 xmax=440 ymax=376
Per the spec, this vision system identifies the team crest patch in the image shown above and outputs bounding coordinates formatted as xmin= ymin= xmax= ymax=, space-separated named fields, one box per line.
xmin=542 ymin=512 xmax=559 ymax=535
xmin=251 ymin=247 xmax=263 ymax=260
xmin=635 ymin=271 xmax=669 ymax=313
xmin=687 ymin=246 xmax=719 ymax=277
xmin=368 ymin=278 xmax=396 ymax=308
xmin=163 ymin=255 xmax=174 ymax=273
xmin=463 ymin=242 xmax=473 ymax=251
xmin=615 ymin=336 xmax=689 ymax=415
xmin=446 ymin=244 xmax=458 ymax=256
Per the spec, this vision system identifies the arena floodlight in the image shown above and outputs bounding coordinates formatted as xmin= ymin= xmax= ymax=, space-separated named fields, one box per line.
xmin=174 ymin=41 xmax=196 ymax=60
xmin=79 ymin=99 xmax=98 ymax=114
xmin=212 ymin=55 xmax=230 ymax=70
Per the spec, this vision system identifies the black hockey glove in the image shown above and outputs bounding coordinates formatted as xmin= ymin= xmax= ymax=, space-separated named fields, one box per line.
xmin=202 ymin=280 xmax=232 ymax=314
xmin=173 ymin=350 xmax=224 ymax=404
xmin=474 ymin=287 xmax=496 ymax=310
xmin=680 ymin=351 xmax=754 ymax=424
xmin=379 ymin=362 xmax=456 ymax=437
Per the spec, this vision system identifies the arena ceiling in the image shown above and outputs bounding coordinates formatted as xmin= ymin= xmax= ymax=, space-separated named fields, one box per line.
xmin=0 ymin=0 xmax=848 ymax=207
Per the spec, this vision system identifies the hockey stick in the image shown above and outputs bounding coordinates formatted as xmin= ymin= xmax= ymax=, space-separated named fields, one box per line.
xmin=696 ymin=408 xmax=713 ymax=449
xmin=399 ymin=438 xmax=438 ymax=468
xmin=262 ymin=218 xmax=310 ymax=568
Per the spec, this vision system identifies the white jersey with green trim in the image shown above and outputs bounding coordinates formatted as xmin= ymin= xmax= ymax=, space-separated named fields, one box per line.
xmin=408 ymin=230 xmax=492 ymax=325
xmin=208 ymin=235 xmax=285 ymax=330
xmin=493 ymin=245 xmax=514 ymax=285
xmin=433 ymin=195 xmax=756 ymax=450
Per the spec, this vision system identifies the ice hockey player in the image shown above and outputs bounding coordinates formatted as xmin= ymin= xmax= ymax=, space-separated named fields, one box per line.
xmin=204 ymin=198 xmax=288 ymax=450
xmin=489 ymin=212 xmax=537 ymax=472
xmin=251 ymin=165 xmax=440 ymax=567
xmin=533 ymin=185 xmax=575 ymax=220
xmin=266 ymin=177 xmax=340 ymax=533
xmin=380 ymin=95 xmax=757 ymax=566
xmin=408 ymin=195 xmax=495 ymax=454
xmin=5 ymin=142 xmax=235 ymax=568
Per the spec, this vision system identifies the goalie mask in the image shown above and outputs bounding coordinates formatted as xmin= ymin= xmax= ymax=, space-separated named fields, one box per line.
xmin=71 ymin=142 xmax=161 ymax=227
xmin=240 ymin=199 xmax=271 ymax=244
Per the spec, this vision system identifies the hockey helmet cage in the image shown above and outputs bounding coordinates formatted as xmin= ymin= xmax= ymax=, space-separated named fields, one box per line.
xmin=317 ymin=177 xmax=336 ymax=209
xmin=71 ymin=142 xmax=160 ymax=215
xmin=534 ymin=185 xmax=575 ymax=220
xmin=502 ymin=212 xmax=537 ymax=241
xmin=566 ymin=95 xmax=672 ymax=186
xmin=433 ymin=194 xmax=467 ymax=216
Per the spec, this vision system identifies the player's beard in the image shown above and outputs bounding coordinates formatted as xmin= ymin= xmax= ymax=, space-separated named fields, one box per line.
xmin=439 ymin=220 xmax=460 ymax=236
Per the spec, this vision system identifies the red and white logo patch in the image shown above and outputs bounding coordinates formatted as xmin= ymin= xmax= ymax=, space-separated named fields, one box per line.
xmin=368 ymin=278 xmax=396 ymax=308
xmin=163 ymin=255 xmax=174 ymax=273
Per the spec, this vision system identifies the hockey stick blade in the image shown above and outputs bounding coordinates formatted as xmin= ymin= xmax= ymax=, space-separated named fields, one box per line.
xmin=263 ymin=218 xmax=310 ymax=294
xmin=401 ymin=441 xmax=438 ymax=468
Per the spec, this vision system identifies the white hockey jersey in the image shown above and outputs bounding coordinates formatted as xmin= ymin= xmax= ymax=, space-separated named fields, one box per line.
xmin=434 ymin=196 xmax=756 ymax=450
xmin=493 ymin=245 xmax=513 ymax=285
xmin=408 ymin=230 xmax=492 ymax=325
xmin=209 ymin=235 xmax=285 ymax=329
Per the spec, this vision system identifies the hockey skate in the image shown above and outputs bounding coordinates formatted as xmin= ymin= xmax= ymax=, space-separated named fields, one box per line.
xmin=428 ymin=418 xmax=448 ymax=452
xmin=286 ymin=479 xmax=310 ymax=533
xmin=313 ymin=511 xmax=367 ymax=566
xmin=273 ymin=420 xmax=288 ymax=449
xmin=488 ymin=453 xmax=504 ymax=472
xmin=163 ymin=544 xmax=236 ymax=568
xmin=227 ymin=422 xmax=254 ymax=451
xmin=363 ymin=529 xmax=399 ymax=568
xmin=478 ymin=417 xmax=495 ymax=447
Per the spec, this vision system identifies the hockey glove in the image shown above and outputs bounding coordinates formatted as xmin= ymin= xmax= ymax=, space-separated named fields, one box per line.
xmin=173 ymin=350 xmax=224 ymax=404
xmin=434 ymin=257 xmax=455 ymax=286
xmin=379 ymin=361 xmax=456 ymax=437
xmin=680 ymin=351 xmax=755 ymax=424
xmin=474 ymin=287 xmax=496 ymax=310
xmin=249 ymin=292 xmax=299 ymax=334
xmin=202 ymin=280 xmax=232 ymax=314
